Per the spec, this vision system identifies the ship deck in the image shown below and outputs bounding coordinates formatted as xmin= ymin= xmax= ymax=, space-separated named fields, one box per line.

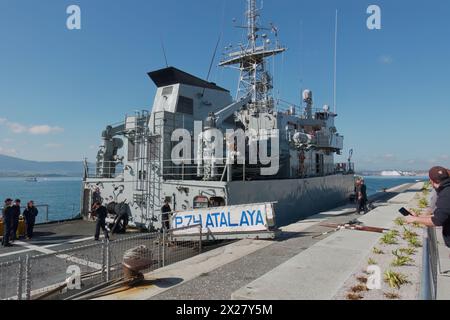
xmin=0 ymin=219 xmax=145 ymax=263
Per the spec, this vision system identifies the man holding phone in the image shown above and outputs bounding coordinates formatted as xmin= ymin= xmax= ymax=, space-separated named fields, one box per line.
xmin=405 ymin=167 xmax=450 ymax=248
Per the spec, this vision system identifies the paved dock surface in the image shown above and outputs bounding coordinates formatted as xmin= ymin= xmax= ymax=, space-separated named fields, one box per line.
xmin=3 ymin=182 xmax=441 ymax=301
xmin=0 ymin=219 xmax=143 ymax=263
xmin=232 ymin=183 xmax=426 ymax=300
xmin=96 ymin=183 xmax=425 ymax=300
xmin=0 ymin=220 xmax=156 ymax=300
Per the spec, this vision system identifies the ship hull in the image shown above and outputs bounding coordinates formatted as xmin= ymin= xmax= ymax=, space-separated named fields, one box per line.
xmin=226 ymin=174 xmax=355 ymax=227
xmin=82 ymin=174 xmax=355 ymax=230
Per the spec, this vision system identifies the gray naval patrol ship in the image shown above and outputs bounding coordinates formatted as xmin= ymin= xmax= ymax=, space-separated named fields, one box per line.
xmin=81 ymin=0 xmax=355 ymax=234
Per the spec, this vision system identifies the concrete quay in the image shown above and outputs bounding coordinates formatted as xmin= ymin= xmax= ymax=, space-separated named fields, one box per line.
xmin=95 ymin=182 xmax=449 ymax=300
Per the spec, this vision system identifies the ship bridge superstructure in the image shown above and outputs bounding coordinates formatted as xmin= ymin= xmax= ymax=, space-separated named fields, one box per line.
xmin=81 ymin=0 xmax=354 ymax=231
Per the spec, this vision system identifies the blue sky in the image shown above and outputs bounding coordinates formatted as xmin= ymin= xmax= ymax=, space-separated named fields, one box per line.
xmin=0 ymin=0 xmax=449 ymax=171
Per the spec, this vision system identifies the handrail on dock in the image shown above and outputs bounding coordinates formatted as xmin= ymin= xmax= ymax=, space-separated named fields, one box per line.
xmin=421 ymin=227 xmax=439 ymax=300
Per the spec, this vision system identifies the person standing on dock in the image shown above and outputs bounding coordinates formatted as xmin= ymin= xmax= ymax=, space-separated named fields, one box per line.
xmin=10 ymin=199 xmax=21 ymax=242
xmin=161 ymin=200 xmax=172 ymax=231
xmin=2 ymin=199 xmax=14 ymax=247
xmin=406 ymin=167 xmax=450 ymax=248
xmin=356 ymin=179 xmax=368 ymax=215
xmin=23 ymin=201 xmax=38 ymax=240
xmin=92 ymin=201 xmax=109 ymax=241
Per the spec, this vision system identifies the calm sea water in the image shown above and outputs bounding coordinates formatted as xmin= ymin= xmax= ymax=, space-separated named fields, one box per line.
xmin=0 ymin=176 xmax=427 ymax=224
xmin=0 ymin=177 xmax=82 ymax=224
xmin=364 ymin=176 xmax=427 ymax=196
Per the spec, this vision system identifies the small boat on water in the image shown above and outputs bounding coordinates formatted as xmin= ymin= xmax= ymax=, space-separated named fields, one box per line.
xmin=25 ymin=177 xmax=38 ymax=182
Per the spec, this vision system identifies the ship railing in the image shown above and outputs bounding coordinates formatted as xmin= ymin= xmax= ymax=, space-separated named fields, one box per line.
xmin=0 ymin=228 xmax=203 ymax=300
xmin=275 ymin=101 xmax=335 ymax=118
xmin=162 ymin=158 xmax=228 ymax=181
xmin=0 ymin=204 xmax=49 ymax=225
xmin=0 ymin=204 xmax=81 ymax=226
xmin=295 ymin=163 xmax=350 ymax=178
xmin=335 ymin=162 xmax=355 ymax=175
xmin=161 ymin=159 xmax=355 ymax=180
xmin=84 ymin=161 xmax=125 ymax=179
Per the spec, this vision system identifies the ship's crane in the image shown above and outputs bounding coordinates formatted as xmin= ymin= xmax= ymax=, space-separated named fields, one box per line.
xmin=96 ymin=124 xmax=126 ymax=178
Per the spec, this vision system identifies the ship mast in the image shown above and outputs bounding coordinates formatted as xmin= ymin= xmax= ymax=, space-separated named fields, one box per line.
xmin=219 ymin=0 xmax=285 ymax=112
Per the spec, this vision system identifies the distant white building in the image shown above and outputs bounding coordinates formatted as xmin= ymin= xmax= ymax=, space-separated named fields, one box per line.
xmin=381 ymin=170 xmax=403 ymax=177
xmin=381 ymin=170 xmax=416 ymax=177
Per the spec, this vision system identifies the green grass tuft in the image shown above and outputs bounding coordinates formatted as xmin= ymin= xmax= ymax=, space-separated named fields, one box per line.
xmin=380 ymin=231 xmax=399 ymax=245
xmin=384 ymin=270 xmax=410 ymax=289
xmin=373 ymin=247 xmax=384 ymax=255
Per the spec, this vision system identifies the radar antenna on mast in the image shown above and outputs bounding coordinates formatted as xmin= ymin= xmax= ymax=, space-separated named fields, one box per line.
xmin=219 ymin=0 xmax=286 ymax=112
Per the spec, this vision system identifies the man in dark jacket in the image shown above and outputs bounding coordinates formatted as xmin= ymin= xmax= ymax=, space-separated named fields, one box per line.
xmin=356 ymin=179 xmax=368 ymax=215
xmin=23 ymin=201 xmax=38 ymax=240
xmin=10 ymin=199 xmax=21 ymax=242
xmin=92 ymin=201 xmax=109 ymax=241
xmin=161 ymin=200 xmax=172 ymax=231
xmin=406 ymin=167 xmax=450 ymax=248
xmin=2 ymin=199 xmax=13 ymax=247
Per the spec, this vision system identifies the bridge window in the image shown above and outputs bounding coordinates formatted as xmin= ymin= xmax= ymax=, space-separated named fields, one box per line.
xmin=177 ymin=96 xmax=194 ymax=115
xmin=162 ymin=86 xmax=174 ymax=96
xmin=209 ymin=197 xmax=225 ymax=208
xmin=193 ymin=196 xmax=209 ymax=209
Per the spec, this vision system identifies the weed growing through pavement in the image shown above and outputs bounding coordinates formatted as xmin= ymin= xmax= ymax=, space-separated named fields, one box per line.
xmin=346 ymin=292 xmax=363 ymax=300
xmin=384 ymin=270 xmax=410 ymax=289
xmin=394 ymin=217 xmax=405 ymax=227
xmin=356 ymin=275 xmax=368 ymax=284
xmin=384 ymin=292 xmax=401 ymax=300
xmin=373 ymin=247 xmax=384 ymax=255
xmin=418 ymin=198 xmax=429 ymax=209
xmin=412 ymin=222 xmax=422 ymax=229
xmin=380 ymin=231 xmax=399 ymax=245
xmin=408 ymin=237 xmax=422 ymax=248
xmin=398 ymin=247 xmax=417 ymax=256
xmin=402 ymin=227 xmax=419 ymax=241
xmin=351 ymin=284 xmax=368 ymax=293
xmin=391 ymin=250 xmax=414 ymax=267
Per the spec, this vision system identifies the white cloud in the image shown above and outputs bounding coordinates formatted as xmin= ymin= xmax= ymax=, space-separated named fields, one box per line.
xmin=0 ymin=118 xmax=64 ymax=135
xmin=7 ymin=122 xmax=27 ymax=133
xmin=379 ymin=55 xmax=393 ymax=65
xmin=29 ymin=125 xmax=64 ymax=135
xmin=382 ymin=154 xmax=396 ymax=160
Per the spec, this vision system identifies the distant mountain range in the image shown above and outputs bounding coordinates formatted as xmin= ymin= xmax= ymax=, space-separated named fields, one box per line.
xmin=0 ymin=155 xmax=85 ymax=177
